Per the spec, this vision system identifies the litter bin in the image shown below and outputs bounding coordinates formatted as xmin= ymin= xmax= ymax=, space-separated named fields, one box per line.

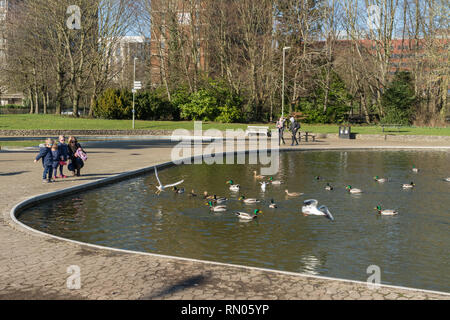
xmin=339 ymin=126 xmax=351 ymax=139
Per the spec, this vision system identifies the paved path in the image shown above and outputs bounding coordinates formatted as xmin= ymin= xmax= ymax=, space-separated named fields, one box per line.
xmin=1 ymin=137 xmax=449 ymax=300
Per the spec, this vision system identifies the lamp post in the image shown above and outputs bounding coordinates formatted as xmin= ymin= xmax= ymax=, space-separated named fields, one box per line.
xmin=132 ymin=57 xmax=137 ymax=129
xmin=282 ymin=46 xmax=291 ymax=118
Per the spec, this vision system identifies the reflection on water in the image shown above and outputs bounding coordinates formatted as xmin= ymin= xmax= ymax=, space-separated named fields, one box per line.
xmin=19 ymin=150 xmax=450 ymax=292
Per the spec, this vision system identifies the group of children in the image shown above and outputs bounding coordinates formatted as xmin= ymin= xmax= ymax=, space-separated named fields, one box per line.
xmin=34 ymin=135 xmax=70 ymax=183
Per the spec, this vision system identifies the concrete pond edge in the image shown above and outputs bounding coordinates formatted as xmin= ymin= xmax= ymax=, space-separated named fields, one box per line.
xmin=8 ymin=146 xmax=450 ymax=298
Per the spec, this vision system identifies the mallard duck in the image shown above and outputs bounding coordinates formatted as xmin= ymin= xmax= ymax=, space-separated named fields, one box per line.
xmin=269 ymin=177 xmax=283 ymax=185
xmin=302 ymin=199 xmax=334 ymax=221
xmin=173 ymin=186 xmax=185 ymax=194
xmin=206 ymin=201 xmax=227 ymax=212
xmin=374 ymin=206 xmax=398 ymax=216
xmin=269 ymin=199 xmax=277 ymax=208
xmin=374 ymin=176 xmax=387 ymax=183
xmin=189 ymin=190 xmax=197 ymax=197
xmin=315 ymin=176 xmax=322 ymax=181
xmin=402 ymin=182 xmax=415 ymax=189
xmin=213 ymin=195 xmax=228 ymax=204
xmin=412 ymin=165 xmax=419 ymax=173
xmin=444 ymin=177 xmax=450 ymax=182
xmin=227 ymin=180 xmax=240 ymax=192
xmin=234 ymin=209 xmax=262 ymax=220
xmin=346 ymin=185 xmax=362 ymax=194
xmin=203 ymin=191 xmax=215 ymax=200
xmin=260 ymin=181 xmax=269 ymax=191
xmin=254 ymin=171 xmax=265 ymax=179
xmin=239 ymin=196 xmax=260 ymax=204
xmin=285 ymin=190 xmax=304 ymax=197
xmin=325 ymin=183 xmax=333 ymax=191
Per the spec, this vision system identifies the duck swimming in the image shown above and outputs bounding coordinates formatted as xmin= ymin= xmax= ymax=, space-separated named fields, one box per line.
xmin=412 ymin=165 xmax=419 ymax=173
xmin=402 ymin=182 xmax=415 ymax=189
xmin=444 ymin=177 xmax=450 ymax=182
xmin=325 ymin=183 xmax=333 ymax=191
xmin=285 ymin=190 xmax=304 ymax=197
xmin=213 ymin=195 xmax=228 ymax=204
xmin=374 ymin=206 xmax=398 ymax=216
xmin=374 ymin=176 xmax=387 ymax=183
xmin=234 ymin=209 xmax=262 ymax=220
xmin=346 ymin=185 xmax=362 ymax=194
xmin=227 ymin=180 xmax=240 ymax=192
xmin=173 ymin=186 xmax=185 ymax=194
xmin=206 ymin=201 xmax=227 ymax=212
xmin=269 ymin=199 xmax=277 ymax=208
xmin=269 ymin=177 xmax=283 ymax=185
xmin=301 ymin=199 xmax=334 ymax=221
xmin=203 ymin=191 xmax=215 ymax=200
xmin=239 ymin=196 xmax=260 ymax=204
xmin=254 ymin=171 xmax=265 ymax=179
xmin=189 ymin=190 xmax=197 ymax=197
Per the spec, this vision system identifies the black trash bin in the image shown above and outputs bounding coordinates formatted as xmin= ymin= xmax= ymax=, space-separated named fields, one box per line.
xmin=339 ymin=126 xmax=352 ymax=139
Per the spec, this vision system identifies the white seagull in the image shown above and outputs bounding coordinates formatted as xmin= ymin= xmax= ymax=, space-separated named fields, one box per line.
xmin=154 ymin=166 xmax=184 ymax=195
xmin=301 ymin=199 xmax=334 ymax=221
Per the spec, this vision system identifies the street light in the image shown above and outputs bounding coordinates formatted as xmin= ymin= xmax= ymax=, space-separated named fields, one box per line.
xmin=132 ymin=57 xmax=138 ymax=129
xmin=282 ymin=46 xmax=291 ymax=118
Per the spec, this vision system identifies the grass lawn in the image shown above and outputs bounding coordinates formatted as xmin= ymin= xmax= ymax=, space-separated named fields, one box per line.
xmin=1 ymin=114 xmax=449 ymax=137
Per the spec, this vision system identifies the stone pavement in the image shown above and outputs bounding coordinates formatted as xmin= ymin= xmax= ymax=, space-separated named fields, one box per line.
xmin=1 ymin=136 xmax=449 ymax=300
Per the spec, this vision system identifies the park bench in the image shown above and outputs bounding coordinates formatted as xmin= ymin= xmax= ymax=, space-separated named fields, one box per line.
xmin=381 ymin=124 xmax=404 ymax=133
xmin=298 ymin=131 xmax=316 ymax=142
xmin=246 ymin=125 xmax=271 ymax=137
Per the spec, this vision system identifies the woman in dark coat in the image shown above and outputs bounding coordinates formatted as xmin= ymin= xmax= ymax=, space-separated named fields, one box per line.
xmin=67 ymin=136 xmax=85 ymax=176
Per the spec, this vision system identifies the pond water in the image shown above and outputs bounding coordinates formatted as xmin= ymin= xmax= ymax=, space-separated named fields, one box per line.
xmin=18 ymin=150 xmax=450 ymax=292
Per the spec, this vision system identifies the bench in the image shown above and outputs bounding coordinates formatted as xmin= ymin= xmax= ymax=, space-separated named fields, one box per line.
xmin=246 ymin=126 xmax=271 ymax=137
xmin=298 ymin=131 xmax=316 ymax=142
xmin=381 ymin=124 xmax=404 ymax=132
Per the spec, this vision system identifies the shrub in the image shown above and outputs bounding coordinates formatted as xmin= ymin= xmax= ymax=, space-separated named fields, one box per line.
xmin=179 ymin=89 xmax=219 ymax=121
xmin=135 ymin=91 xmax=175 ymax=120
xmin=381 ymin=71 xmax=416 ymax=125
xmin=94 ymin=88 xmax=132 ymax=119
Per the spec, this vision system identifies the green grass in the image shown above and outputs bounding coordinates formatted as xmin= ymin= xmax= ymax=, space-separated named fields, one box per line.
xmin=1 ymin=114 xmax=449 ymax=136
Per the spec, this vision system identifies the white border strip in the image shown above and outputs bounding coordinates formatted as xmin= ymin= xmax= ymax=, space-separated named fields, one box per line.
xmin=9 ymin=147 xmax=450 ymax=297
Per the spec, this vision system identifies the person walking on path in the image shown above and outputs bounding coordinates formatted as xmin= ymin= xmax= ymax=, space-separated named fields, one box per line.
xmin=289 ymin=116 xmax=300 ymax=146
xmin=56 ymin=135 xmax=68 ymax=178
xmin=67 ymin=136 xmax=86 ymax=177
xmin=34 ymin=138 xmax=54 ymax=183
xmin=276 ymin=117 xmax=286 ymax=146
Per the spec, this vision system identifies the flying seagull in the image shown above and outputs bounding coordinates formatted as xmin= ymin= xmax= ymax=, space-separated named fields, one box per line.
xmin=154 ymin=166 xmax=184 ymax=195
xmin=301 ymin=199 xmax=334 ymax=221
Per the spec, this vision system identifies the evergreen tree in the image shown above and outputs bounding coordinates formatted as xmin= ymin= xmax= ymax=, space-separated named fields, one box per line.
xmin=381 ymin=72 xmax=417 ymax=125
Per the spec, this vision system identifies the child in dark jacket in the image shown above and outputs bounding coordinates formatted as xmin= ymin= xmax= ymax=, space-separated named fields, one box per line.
xmin=34 ymin=138 xmax=54 ymax=183
xmin=56 ymin=135 xmax=68 ymax=178
xmin=51 ymin=142 xmax=61 ymax=180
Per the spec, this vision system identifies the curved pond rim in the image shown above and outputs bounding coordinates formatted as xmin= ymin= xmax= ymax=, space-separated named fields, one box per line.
xmin=10 ymin=146 xmax=450 ymax=297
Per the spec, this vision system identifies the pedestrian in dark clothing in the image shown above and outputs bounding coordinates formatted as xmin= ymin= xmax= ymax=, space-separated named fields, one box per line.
xmin=56 ymin=135 xmax=68 ymax=178
xmin=51 ymin=143 xmax=62 ymax=180
xmin=289 ymin=117 xmax=300 ymax=146
xmin=34 ymin=138 xmax=54 ymax=183
xmin=276 ymin=117 xmax=286 ymax=146
xmin=67 ymin=136 xmax=85 ymax=177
